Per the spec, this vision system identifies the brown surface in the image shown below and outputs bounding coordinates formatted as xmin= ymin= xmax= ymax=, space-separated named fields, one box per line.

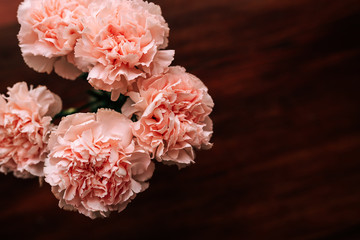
xmin=1 ymin=0 xmax=360 ymax=239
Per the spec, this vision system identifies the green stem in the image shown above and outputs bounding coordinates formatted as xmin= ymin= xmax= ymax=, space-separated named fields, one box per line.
xmin=53 ymin=87 xmax=129 ymax=122
xmin=53 ymin=100 xmax=99 ymax=120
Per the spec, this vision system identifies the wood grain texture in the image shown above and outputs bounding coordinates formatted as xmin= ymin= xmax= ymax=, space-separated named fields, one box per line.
xmin=0 ymin=0 xmax=360 ymax=239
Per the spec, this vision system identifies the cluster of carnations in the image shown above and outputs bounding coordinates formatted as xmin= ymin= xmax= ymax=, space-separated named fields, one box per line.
xmin=0 ymin=0 xmax=214 ymax=219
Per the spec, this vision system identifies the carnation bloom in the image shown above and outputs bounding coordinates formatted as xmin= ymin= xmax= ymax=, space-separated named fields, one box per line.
xmin=44 ymin=109 xmax=154 ymax=219
xmin=75 ymin=0 xmax=174 ymax=100
xmin=17 ymin=0 xmax=90 ymax=79
xmin=0 ymin=82 xmax=62 ymax=178
xmin=122 ymin=66 xmax=214 ymax=167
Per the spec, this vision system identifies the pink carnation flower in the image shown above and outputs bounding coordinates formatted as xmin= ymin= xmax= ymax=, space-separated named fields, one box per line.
xmin=44 ymin=109 xmax=154 ymax=219
xmin=17 ymin=0 xmax=90 ymax=79
xmin=74 ymin=0 xmax=174 ymax=100
xmin=122 ymin=66 xmax=214 ymax=168
xmin=0 ymin=82 xmax=62 ymax=178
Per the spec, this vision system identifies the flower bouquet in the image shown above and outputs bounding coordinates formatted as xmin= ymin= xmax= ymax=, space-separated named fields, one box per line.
xmin=0 ymin=0 xmax=214 ymax=219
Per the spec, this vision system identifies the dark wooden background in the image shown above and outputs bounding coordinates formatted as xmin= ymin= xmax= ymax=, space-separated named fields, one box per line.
xmin=0 ymin=0 xmax=360 ymax=239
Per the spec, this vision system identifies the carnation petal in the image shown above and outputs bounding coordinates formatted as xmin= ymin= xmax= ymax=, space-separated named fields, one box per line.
xmin=54 ymin=56 xmax=82 ymax=80
xmin=44 ymin=110 xmax=154 ymax=218
xmin=96 ymin=109 xmax=132 ymax=146
xmin=23 ymin=55 xmax=55 ymax=74
xmin=0 ymin=82 xmax=61 ymax=178
xmin=17 ymin=0 xmax=89 ymax=77
xmin=129 ymin=66 xmax=214 ymax=166
xmin=75 ymin=0 xmax=170 ymax=95
xmin=144 ymin=49 xmax=175 ymax=75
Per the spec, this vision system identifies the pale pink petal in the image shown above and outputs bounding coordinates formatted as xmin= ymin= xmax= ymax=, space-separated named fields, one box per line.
xmin=44 ymin=109 xmax=153 ymax=218
xmin=54 ymin=56 xmax=82 ymax=80
xmin=96 ymin=109 xmax=133 ymax=146
xmin=143 ymin=50 xmax=175 ymax=75
xmin=17 ymin=0 xmax=89 ymax=77
xmin=74 ymin=0 xmax=170 ymax=96
xmin=0 ymin=82 xmax=62 ymax=178
xmin=31 ymin=85 xmax=62 ymax=117
xmin=128 ymin=66 xmax=214 ymax=166
xmin=121 ymin=98 xmax=137 ymax=118
xmin=23 ymin=55 xmax=56 ymax=74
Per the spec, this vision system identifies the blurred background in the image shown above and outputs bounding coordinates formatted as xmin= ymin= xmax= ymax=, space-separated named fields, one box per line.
xmin=0 ymin=0 xmax=360 ymax=239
